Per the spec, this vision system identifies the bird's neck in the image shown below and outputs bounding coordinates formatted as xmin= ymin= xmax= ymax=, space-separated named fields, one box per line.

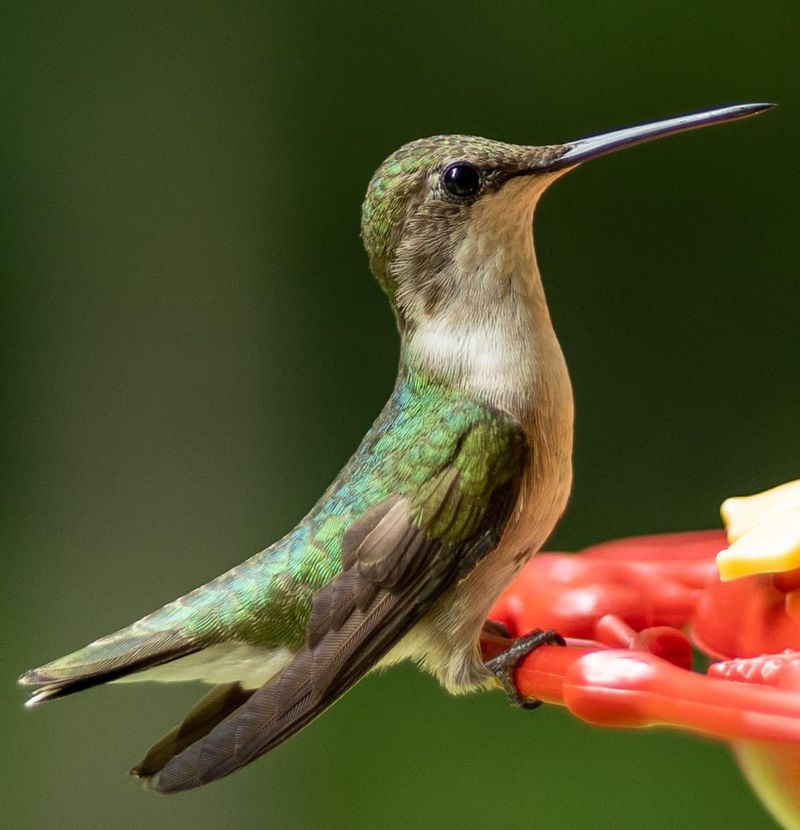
xmin=402 ymin=241 xmax=568 ymax=426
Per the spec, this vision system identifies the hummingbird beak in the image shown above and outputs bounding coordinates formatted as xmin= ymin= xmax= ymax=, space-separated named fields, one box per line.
xmin=538 ymin=103 xmax=775 ymax=171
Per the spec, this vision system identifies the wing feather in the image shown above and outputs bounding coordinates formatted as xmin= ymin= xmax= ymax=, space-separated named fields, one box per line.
xmin=147 ymin=414 xmax=527 ymax=793
xmin=130 ymin=682 xmax=254 ymax=778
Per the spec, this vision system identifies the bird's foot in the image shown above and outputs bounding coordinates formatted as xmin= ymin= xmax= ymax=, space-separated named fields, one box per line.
xmin=484 ymin=628 xmax=565 ymax=709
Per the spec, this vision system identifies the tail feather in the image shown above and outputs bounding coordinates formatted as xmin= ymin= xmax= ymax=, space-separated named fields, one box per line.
xmin=20 ymin=626 xmax=203 ymax=706
xmin=130 ymin=682 xmax=253 ymax=779
xmin=151 ymin=652 xmax=319 ymax=792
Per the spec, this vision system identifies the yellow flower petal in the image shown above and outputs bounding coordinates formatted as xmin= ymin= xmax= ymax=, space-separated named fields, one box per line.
xmin=717 ymin=508 xmax=800 ymax=581
xmin=721 ymin=479 xmax=800 ymax=543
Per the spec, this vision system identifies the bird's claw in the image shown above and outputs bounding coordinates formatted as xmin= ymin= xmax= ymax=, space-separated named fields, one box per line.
xmin=485 ymin=628 xmax=566 ymax=708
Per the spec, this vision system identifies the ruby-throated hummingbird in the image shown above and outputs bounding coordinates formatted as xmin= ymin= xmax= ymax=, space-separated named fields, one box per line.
xmin=21 ymin=103 xmax=772 ymax=793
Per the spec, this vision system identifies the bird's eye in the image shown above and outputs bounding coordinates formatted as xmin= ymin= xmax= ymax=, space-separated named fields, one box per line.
xmin=442 ymin=162 xmax=481 ymax=198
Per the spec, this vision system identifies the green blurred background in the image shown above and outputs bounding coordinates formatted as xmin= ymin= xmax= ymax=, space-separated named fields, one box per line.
xmin=2 ymin=2 xmax=798 ymax=828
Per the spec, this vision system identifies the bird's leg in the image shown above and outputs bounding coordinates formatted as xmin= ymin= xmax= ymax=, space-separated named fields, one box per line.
xmin=484 ymin=628 xmax=566 ymax=709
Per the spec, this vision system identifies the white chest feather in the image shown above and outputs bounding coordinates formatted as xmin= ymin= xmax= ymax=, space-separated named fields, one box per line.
xmin=406 ymin=192 xmax=572 ymax=433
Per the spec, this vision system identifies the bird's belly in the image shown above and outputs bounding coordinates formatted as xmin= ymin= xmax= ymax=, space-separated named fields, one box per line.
xmin=114 ymin=643 xmax=294 ymax=690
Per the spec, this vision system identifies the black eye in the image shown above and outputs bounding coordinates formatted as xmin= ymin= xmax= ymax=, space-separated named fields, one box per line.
xmin=442 ymin=162 xmax=481 ymax=198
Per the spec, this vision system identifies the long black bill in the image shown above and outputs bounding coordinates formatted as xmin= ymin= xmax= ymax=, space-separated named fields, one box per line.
xmin=541 ymin=103 xmax=775 ymax=170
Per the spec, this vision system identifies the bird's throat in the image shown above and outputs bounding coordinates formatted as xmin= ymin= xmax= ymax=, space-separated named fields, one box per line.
xmin=405 ymin=252 xmax=565 ymax=426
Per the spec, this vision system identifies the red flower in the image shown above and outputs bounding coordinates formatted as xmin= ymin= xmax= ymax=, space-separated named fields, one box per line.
xmin=484 ymin=483 xmax=800 ymax=828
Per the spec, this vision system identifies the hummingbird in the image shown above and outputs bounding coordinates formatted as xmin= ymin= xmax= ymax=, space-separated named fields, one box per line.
xmin=21 ymin=103 xmax=771 ymax=793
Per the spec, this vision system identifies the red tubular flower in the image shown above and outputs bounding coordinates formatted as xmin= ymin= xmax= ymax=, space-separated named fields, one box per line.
xmin=484 ymin=525 xmax=800 ymax=828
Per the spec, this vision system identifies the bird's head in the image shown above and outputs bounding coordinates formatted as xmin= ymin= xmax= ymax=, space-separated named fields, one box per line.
xmin=361 ymin=104 xmax=772 ymax=334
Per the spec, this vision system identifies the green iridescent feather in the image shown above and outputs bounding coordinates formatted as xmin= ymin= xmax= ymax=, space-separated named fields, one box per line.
xmin=24 ymin=363 xmax=526 ymax=690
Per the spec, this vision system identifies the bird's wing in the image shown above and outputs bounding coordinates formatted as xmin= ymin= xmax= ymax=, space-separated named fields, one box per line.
xmin=150 ymin=413 xmax=528 ymax=792
xmin=130 ymin=682 xmax=254 ymax=779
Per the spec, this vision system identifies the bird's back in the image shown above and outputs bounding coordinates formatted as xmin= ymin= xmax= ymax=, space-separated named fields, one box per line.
xmin=21 ymin=367 xmax=520 ymax=700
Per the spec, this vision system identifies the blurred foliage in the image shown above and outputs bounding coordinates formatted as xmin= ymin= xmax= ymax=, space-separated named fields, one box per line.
xmin=2 ymin=2 xmax=798 ymax=828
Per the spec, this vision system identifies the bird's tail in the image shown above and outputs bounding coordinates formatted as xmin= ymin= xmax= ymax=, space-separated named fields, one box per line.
xmin=19 ymin=604 xmax=208 ymax=706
